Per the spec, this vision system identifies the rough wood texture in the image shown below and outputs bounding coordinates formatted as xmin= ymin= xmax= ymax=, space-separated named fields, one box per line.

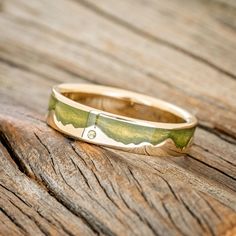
xmin=0 ymin=0 xmax=236 ymax=235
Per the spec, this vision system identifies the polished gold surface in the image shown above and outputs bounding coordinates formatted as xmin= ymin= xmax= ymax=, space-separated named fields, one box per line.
xmin=62 ymin=92 xmax=185 ymax=123
xmin=47 ymin=83 xmax=198 ymax=156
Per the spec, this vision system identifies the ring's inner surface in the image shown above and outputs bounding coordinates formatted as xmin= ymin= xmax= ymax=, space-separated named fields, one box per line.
xmin=62 ymin=92 xmax=185 ymax=123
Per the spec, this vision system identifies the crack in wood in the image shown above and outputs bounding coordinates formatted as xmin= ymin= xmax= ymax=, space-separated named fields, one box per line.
xmin=162 ymin=202 xmax=184 ymax=235
xmin=118 ymin=192 xmax=159 ymax=236
xmin=0 ymin=131 xmax=29 ymax=175
xmin=200 ymin=195 xmax=222 ymax=221
xmin=52 ymin=218 xmax=77 ymax=236
xmin=187 ymin=154 xmax=236 ymax=182
xmin=8 ymin=199 xmax=48 ymax=236
xmin=0 ymin=184 xmax=32 ymax=208
xmin=33 ymin=132 xmax=58 ymax=175
xmin=0 ymin=207 xmax=27 ymax=235
xmin=127 ymin=167 xmax=185 ymax=235
xmin=179 ymin=195 xmax=208 ymax=234
xmin=194 ymin=143 xmax=236 ymax=167
xmin=37 ymin=172 xmax=103 ymax=236
xmin=69 ymin=156 xmax=92 ymax=190
xmin=199 ymin=124 xmax=236 ymax=145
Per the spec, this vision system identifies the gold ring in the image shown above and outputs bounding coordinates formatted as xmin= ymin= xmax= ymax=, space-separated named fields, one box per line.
xmin=46 ymin=83 xmax=197 ymax=156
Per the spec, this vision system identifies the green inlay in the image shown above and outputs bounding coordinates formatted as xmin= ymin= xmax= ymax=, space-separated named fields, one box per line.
xmin=55 ymin=102 xmax=91 ymax=128
xmin=48 ymin=96 xmax=195 ymax=148
xmin=48 ymin=95 xmax=57 ymax=110
xmin=95 ymin=116 xmax=195 ymax=148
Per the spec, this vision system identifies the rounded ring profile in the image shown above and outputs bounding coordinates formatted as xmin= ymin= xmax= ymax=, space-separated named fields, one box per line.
xmin=46 ymin=83 xmax=197 ymax=156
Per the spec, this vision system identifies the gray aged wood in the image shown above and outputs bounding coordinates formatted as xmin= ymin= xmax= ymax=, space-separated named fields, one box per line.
xmin=0 ymin=0 xmax=236 ymax=235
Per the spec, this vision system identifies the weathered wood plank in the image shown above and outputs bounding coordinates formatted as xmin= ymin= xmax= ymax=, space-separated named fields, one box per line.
xmin=1 ymin=59 xmax=236 ymax=194
xmin=80 ymin=0 xmax=236 ymax=77
xmin=0 ymin=143 xmax=95 ymax=236
xmin=0 ymin=105 xmax=236 ymax=236
xmin=0 ymin=0 xmax=236 ymax=235
xmin=0 ymin=4 xmax=236 ymax=191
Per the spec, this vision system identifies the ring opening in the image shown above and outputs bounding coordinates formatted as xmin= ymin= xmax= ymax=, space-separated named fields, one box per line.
xmin=62 ymin=92 xmax=185 ymax=124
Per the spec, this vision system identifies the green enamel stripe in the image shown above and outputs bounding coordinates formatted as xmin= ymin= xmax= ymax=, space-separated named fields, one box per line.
xmin=48 ymin=94 xmax=57 ymax=110
xmin=48 ymin=95 xmax=195 ymax=148
xmin=96 ymin=116 xmax=195 ymax=148
xmin=48 ymin=95 xmax=93 ymax=128
xmin=55 ymin=102 xmax=89 ymax=128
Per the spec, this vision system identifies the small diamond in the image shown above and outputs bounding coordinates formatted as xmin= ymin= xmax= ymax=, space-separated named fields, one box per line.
xmin=87 ymin=130 xmax=96 ymax=139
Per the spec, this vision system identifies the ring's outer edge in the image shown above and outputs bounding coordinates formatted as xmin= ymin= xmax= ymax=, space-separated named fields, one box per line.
xmin=46 ymin=83 xmax=197 ymax=156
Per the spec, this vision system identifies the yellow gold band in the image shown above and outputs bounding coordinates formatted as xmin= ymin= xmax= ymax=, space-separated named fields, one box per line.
xmin=46 ymin=83 xmax=197 ymax=156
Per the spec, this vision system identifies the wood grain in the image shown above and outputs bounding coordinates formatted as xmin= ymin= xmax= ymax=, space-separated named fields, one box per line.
xmin=0 ymin=0 xmax=236 ymax=235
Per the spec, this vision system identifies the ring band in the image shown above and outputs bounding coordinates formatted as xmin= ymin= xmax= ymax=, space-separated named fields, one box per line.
xmin=46 ymin=83 xmax=197 ymax=156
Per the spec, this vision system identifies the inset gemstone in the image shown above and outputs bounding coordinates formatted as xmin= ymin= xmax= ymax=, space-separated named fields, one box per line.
xmin=87 ymin=130 xmax=96 ymax=139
